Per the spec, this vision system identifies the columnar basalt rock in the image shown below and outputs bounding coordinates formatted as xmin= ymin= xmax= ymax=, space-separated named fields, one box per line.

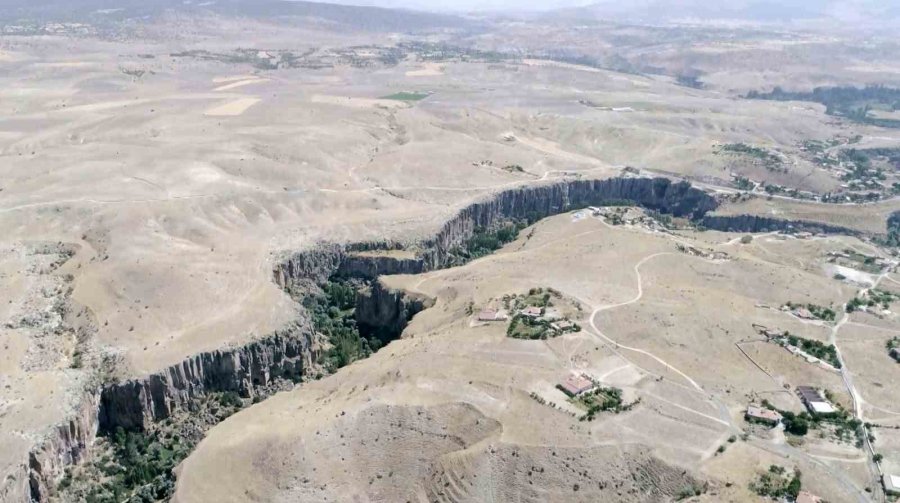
xmin=24 ymin=391 xmax=100 ymax=503
xmin=417 ymin=177 xmax=718 ymax=269
xmin=273 ymin=176 xmax=720 ymax=280
xmin=97 ymin=322 xmax=313 ymax=433
xmin=336 ymin=253 xmax=426 ymax=279
xmin=701 ymin=214 xmax=862 ymax=236
xmin=355 ymin=279 xmax=432 ymax=343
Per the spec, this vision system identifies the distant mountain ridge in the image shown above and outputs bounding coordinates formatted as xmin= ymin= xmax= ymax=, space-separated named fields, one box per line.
xmin=543 ymin=0 xmax=899 ymax=25
xmin=1 ymin=0 xmax=473 ymax=32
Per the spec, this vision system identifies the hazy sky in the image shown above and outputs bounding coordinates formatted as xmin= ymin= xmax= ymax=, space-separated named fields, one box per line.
xmin=300 ymin=0 xmax=899 ymax=21
xmin=306 ymin=0 xmax=595 ymax=12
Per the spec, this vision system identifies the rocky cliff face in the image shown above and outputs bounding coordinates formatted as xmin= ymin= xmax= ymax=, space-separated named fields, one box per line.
xmin=418 ymin=177 xmax=717 ymax=269
xmin=337 ymin=253 xmax=425 ymax=279
xmin=701 ymin=215 xmax=861 ymax=236
xmin=887 ymin=211 xmax=900 ymax=235
xmin=274 ymin=176 xmax=719 ymax=279
xmin=97 ymin=321 xmax=314 ymax=433
xmin=355 ymin=279 xmax=433 ymax=343
xmin=274 ymin=243 xmax=345 ymax=290
xmin=24 ymin=391 xmax=99 ymax=502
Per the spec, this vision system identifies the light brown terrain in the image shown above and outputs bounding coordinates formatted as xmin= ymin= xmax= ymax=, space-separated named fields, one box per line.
xmin=173 ymin=212 xmax=889 ymax=502
xmin=1 ymin=2 xmax=900 ymax=503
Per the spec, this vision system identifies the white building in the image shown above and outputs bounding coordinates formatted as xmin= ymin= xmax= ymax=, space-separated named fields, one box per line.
xmin=883 ymin=474 xmax=900 ymax=495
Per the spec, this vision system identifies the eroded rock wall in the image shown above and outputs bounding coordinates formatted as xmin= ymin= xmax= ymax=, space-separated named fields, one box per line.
xmin=273 ymin=177 xmax=719 ymax=282
xmin=97 ymin=322 xmax=314 ymax=433
xmin=24 ymin=391 xmax=100 ymax=503
xmin=419 ymin=177 xmax=717 ymax=269
xmin=701 ymin=214 xmax=861 ymax=236
xmin=337 ymin=254 xmax=425 ymax=279
xmin=355 ymin=279 xmax=432 ymax=343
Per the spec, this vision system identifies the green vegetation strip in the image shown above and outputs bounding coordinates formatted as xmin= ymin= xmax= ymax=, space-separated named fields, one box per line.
xmin=446 ymin=220 xmax=527 ymax=267
xmin=303 ymin=279 xmax=381 ymax=373
xmin=782 ymin=333 xmax=842 ymax=369
xmin=574 ymin=387 xmax=632 ymax=421
xmin=60 ymin=392 xmax=247 ymax=502
xmin=784 ymin=301 xmax=836 ymax=321
xmin=847 ymin=289 xmax=900 ymax=313
xmin=759 ymin=399 xmax=864 ymax=445
xmin=746 ymin=85 xmax=900 ymax=129
xmin=720 ymin=143 xmax=784 ymax=172
xmin=380 ymin=91 xmax=430 ymax=101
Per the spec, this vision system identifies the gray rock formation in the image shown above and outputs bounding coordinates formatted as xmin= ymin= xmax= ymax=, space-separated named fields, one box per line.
xmin=98 ymin=321 xmax=314 ymax=433
xmin=418 ymin=177 xmax=717 ymax=269
xmin=24 ymin=391 xmax=99 ymax=502
xmin=355 ymin=279 xmax=433 ymax=343
xmin=274 ymin=176 xmax=719 ymax=284
xmin=337 ymin=253 xmax=425 ymax=279
xmin=701 ymin=214 xmax=861 ymax=236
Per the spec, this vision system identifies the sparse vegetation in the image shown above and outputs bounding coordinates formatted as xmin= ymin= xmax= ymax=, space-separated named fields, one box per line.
xmin=733 ymin=176 xmax=755 ymax=190
xmin=447 ymin=220 xmax=527 ymax=266
xmin=503 ymin=288 xmax=580 ymax=340
xmin=746 ymin=85 xmax=900 ymax=128
xmin=847 ymin=289 xmax=900 ymax=313
xmin=675 ymin=483 xmax=706 ymax=500
xmin=718 ymin=143 xmax=785 ymax=172
xmin=783 ymin=301 xmax=836 ymax=321
xmin=572 ymin=386 xmax=635 ymax=421
xmin=749 ymin=465 xmax=802 ymax=500
xmin=675 ymin=74 xmax=703 ymax=89
xmin=886 ymin=337 xmax=900 ymax=361
xmin=779 ymin=332 xmax=842 ymax=369
xmin=60 ymin=391 xmax=246 ymax=502
xmin=380 ymin=91 xmax=430 ymax=101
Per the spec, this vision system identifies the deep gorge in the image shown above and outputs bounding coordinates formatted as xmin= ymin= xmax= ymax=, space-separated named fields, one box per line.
xmin=25 ymin=176 xmax=732 ymax=502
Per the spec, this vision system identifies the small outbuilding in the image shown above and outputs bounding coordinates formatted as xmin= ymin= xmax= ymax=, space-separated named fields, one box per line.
xmin=559 ymin=374 xmax=594 ymax=397
xmin=745 ymin=405 xmax=782 ymax=426
xmin=796 ymin=386 xmax=837 ymax=415
xmin=477 ymin=308 xmax=508 ymax=322
xmin=883 ymin=474 xmax=900 ymax=496
xmin=551 ymin=320 xmax=575 ymax=332
xmin=540 ymin=308 xmax=562 ymax=322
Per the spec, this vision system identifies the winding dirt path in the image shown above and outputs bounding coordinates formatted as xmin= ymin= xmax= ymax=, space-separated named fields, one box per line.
xmin=587 ymin=252 xmax=705 ymax=392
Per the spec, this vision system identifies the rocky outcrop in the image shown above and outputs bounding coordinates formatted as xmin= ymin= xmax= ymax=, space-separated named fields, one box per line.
xmin=23 ymin=391 xmax=99 ymax=502
xmin=98 ymin=321 xmax=314 ymax=433
xmin=888 ymin=211 xmax=900 ymax=234
xmin=336 ymin=253 xmax=425 ymax=279
xmin=273 ymin=243 xmax=344 ymax=290
xmin=418 ymin=177 xmax=716 ymax=269
xmin=273 ymin=176 xmax=718 ymax=282
xmin=355 ymin=279 xmax=432 ymax=343
xmin=701 ymin=214 xmax=861 ymax=236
